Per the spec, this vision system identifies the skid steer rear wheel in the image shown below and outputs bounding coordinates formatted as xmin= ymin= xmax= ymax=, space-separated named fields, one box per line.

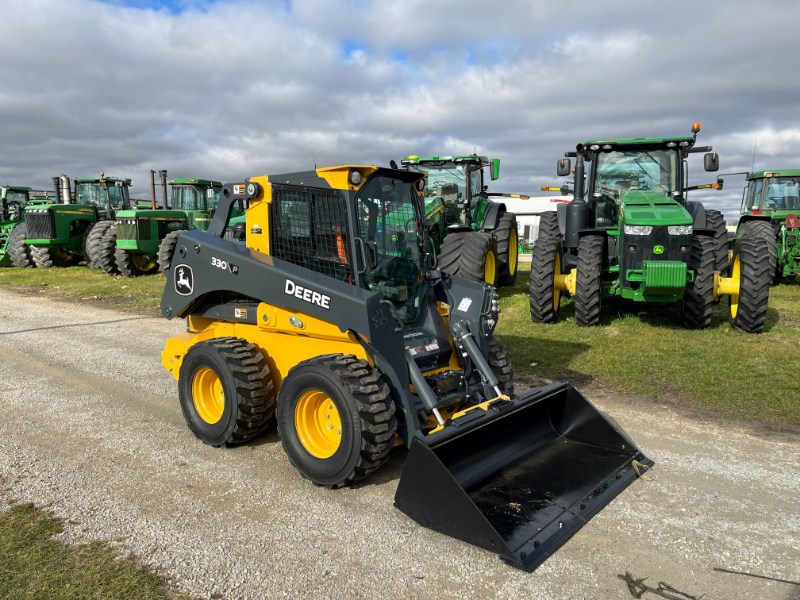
xmin=277 ymin=354 xmax=397 ymax=488
xmin=494 ymin=213 xmax=519 ymax=286
xmin=529 ymin=236 xmax=563 ymax=323
xmin=682 ymin=235 xmax=715 ymax=329
xmin=179 ymin=337 xmax=275 ymax=446
xmin=729 ymin=237 xmax=770 ymax=333
xmin=574 ymin=235 xmax=604 ymax=326
xmin=438 ymin=231 xmax=498 ymax=285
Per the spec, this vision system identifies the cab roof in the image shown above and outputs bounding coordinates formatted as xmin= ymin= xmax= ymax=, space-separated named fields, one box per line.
xmin=169 ymin=178 xmax=222 ymax=186
xmin=748 ymin=169 xmax=800 ymax=180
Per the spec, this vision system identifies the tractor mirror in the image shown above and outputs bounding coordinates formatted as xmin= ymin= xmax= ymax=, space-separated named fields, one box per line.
xmin=390 ymin=160 xmax=398 ymax=170
xmin=704 ymin=152 xmax=719 ymax=172
xmin=557 ymin=158 xmax=572 ymax=177
xmin=489 ymin=158 xmax=500 ymax=181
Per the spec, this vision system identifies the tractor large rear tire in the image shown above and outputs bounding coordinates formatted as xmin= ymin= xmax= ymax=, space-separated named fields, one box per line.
xmin=97 ymin=223 xmax=119 ymax=275
xmin=739 ymin=220 xmax=778 ymax=283
xmin=705 ymin=209 xmax=729 ymax=274
xmin=574 ymin=235 xmax=604 ymax=326
xmin=729 ymin=237 xmax=770 ymax=333
xmin=529 ymin=236 xmax=563 ymax=323
xmin=682 ymin=235 xmax=715 ymax=329
xmin=438 ymin=231 xmax=498 ymax=285
xmin=537 ymin=211 xmax=560 ymax=242
xmin=276 ymin=354 xmax=397 ymax=488
xmin=85 ymin=221 xmax=113 ymax=269
xmin=115 ymin=248 xmax=158 ymax=277
xmin=494 ymin=212 xmax=519 ymax=286
xmin=178 ymin=337 xmax=276 ymax=446
xmin=158 ymin=230 xmax=182 ymax=276
xmin=30 ymin=245 xmax=79 ymax=268
xmin=488 ymin=339 xmax=514 ymax=395
xmin=8 ymin=223 xmax=36 ymax=268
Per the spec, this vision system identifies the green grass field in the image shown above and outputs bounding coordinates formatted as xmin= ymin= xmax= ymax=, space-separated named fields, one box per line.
xmin=1 ymin=263 xmax=798 ymax=429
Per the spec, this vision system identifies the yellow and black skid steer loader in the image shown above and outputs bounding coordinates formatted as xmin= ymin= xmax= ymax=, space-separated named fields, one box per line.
xmin=160 ymin=165 xmax=652 ymax=571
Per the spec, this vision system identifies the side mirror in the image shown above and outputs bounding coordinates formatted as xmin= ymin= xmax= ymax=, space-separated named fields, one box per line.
xmin=557 ymin=158 xmax=572 ymax=177
xmin=389 ymin=159 xmax=398 ymax=170
xmin=489 ymin=158 xmax=500 ymax=180
xmin=704 ymin=152 xmax=719 ymax=172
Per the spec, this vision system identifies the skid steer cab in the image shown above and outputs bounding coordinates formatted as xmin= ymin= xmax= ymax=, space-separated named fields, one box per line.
xmin=160 ymin=165 xmax=652 ymax=572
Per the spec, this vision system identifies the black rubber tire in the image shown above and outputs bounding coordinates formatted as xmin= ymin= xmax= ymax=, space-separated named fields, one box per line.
xmin=158 ymin=230 xmax=182 ymax=276
xmin=30 ymin=245 xmax=79 ymax=268
xmin=705 ymin=209 xmax=729 ymax=274
xmin=574 ymin=235 xmax=604 ymax=327
xmin=529 ymin=236 xmax=562 ymax=323
xmin=178 ymin=337 xmax=276 ymax=446
xmin=537 ymin=211 xmax=560 ymax=242
xmin=276 ymin=354 xmax=397 ymax=488
xmin=85 ymin=221 xmax=113 ymax=269
xmin=8 ymin=223 xmax=36 ymax=268
xmin=488 ymin=339 xmax=514 ymax=395
xmin=739 ymin=220 xmax=778 ymax=283
xmin=494 ymin=212 xmax=519 ymax=286
xmin=438 ymin=231 xmax=498 ymax=285
xmin=115 ymin=248 xmax=158 ymax=277
xmin=729 ymin=237 xmax=771 ymax=333
xmin=97 ymin=223 xmax=119 ymax=275
xmin=682 ymin=235 xmax=715 ymax=329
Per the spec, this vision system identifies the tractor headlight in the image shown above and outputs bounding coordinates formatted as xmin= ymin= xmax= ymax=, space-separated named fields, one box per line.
xmin=623 ymin=225 xmax=653 ymax=235
xmin=348 ymin=170 xmax=363 ymax=186
xmin=667 ymin=225 xmax=693 ymax=235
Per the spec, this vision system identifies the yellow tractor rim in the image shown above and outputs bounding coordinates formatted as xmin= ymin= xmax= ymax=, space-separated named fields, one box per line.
xmin=553 ymin=251 xmax=562 ymax=310
xmin=192 ymin=367 xmax=225 ymax=424
xmin=508 ymin=229 xmax=518 ymax=276
xmin=132 ymin=253 xmax=157 ymax=271
xmin=484 ymin=250 xmax=497 ymax=285
xmin=295 ymin=389 xmax=342 ymax=459
xmin=729 ymin=253 xmax=741 ymax=318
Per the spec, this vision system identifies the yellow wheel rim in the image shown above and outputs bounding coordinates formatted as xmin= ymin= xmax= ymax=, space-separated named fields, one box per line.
xmin=553 ymin=251 xmax=562 ymax=311
xmin=508 ymin=229 xmax=518 ymax=276
xmin=295 ymin=390 xmax=342 ymax=459
xmin=132 ymin=253 xmax=157 ymax=271
xmin=729 ymin=253 xmax=741 ymax=318
xmin=484 ymin=250 xmax=497 ymax=285
xmin=192 ymin=367 xmax=224 ymax=424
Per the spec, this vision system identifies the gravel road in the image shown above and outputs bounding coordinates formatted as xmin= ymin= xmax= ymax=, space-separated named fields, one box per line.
xmin=0 ymin=287 xmax=798 ymax=600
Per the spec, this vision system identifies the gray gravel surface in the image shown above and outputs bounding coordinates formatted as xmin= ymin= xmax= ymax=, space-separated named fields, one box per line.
xmin=0 ymin=287 xmax=798 ymax=600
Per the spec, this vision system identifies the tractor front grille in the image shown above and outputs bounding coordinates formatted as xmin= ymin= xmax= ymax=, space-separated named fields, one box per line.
xmin=116 ymin=220 xmax=138 ymax=242
xmin=25 ymin=212 xmax=56 ymax=239
xmin=619 ymin=226 xmax=692 ymax=288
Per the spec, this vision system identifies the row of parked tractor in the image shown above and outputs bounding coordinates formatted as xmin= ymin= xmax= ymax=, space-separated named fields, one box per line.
xmin=1 ymin=123 xmax=797 ymax=337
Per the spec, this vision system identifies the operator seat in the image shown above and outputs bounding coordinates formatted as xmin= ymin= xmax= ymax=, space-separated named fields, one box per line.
xmin=439 ymin=183 xmax=463 ymax=225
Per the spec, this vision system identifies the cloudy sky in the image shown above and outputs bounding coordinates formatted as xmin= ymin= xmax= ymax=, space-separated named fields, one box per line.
xmin=3 ymin=0 xmax=800 ymax=221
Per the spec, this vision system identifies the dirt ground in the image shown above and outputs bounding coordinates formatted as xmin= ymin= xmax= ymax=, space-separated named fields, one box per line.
xmin=0 ymin=287 xmax=798 ymax=600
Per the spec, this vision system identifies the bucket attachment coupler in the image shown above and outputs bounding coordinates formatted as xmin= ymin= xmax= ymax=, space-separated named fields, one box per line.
xmin=394 ymin=381 xmax=652 ymax=572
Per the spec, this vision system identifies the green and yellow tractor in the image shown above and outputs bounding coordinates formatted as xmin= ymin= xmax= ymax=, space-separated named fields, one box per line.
xmin=734 ymin=169 xmax=800 ymax=282
xmin=97 ymin=170 xmax=227 ymax=276
xmin=530 ymin=123 xmax=771 ymax=333
xmin=399 ymin=154 xmax=522 ymax=286
xmin=20 ymin=174 xmax=132 ymax=268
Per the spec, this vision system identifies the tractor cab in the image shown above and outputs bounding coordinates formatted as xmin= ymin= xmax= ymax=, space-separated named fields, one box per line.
xmin=73 ymin=176 xmax=132 ymax=218
xmin=1 ymin=186 xmax=31 ymax=222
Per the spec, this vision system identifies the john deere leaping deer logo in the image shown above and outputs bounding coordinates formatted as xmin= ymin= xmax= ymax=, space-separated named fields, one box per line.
xmin=175 ymin=265 xmax=194 ymax=296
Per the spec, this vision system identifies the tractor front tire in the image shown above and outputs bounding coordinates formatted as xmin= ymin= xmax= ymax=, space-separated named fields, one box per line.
xmin=529 ymin=236 xmax=563 ymax=323
xmin=178 ymin=337 xmax=276 ymax=446
xmin=85 ymin=221 xmax=113 ymax=269
xmin=31 ymin=246 xmax=79 ymax=268
xmin=494 ymin=212 xmax=519 ymax=286
xmin=574 ymin=235 xmax=604 ymax=326
xmin=740 ymin=220 xmax=778 ymax=282
xmin=158 ymin=230 xmax=182 ymax=276
xmin=438 ymin=231 xmax=498 ymax=285
xmin=276 ymin=354 xmax=397 ymax=488
xmin=682 ymin=235 xmax=715 ymax=329
xmin=705 ymin=209 xmax=729 ymax=274
xmin=488 ymin=339 xmax=514 ymax=395
xmin=729 ymin=237 xmax=770 ymax=333
xmin=8 ymin=224 xmax=35 ymax=268
xmin=98 ymin=224 xmax=119 ymax=275
xmin=116 ymin=248 xmax=158 ymax=277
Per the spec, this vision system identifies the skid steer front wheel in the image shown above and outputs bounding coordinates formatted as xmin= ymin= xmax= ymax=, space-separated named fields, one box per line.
xmin=178 ymin=337 xmax=275 ymax=446
xmin=277 ymin=354 xmax=397 ymax=488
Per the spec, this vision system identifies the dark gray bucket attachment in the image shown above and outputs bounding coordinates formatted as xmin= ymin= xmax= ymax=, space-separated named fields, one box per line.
xmin=394 ymin=381 xmax=653 ymax=572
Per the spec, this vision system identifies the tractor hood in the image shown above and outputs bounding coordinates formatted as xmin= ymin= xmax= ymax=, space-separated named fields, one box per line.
xmin=621 ymin=191 xmax=692 ymax=226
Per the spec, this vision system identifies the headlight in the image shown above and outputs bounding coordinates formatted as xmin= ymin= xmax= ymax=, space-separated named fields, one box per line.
xmin=623 ymin=225 xmax=653 ymax=235
xmin=667 ymin=225 xmax=693 ymax=235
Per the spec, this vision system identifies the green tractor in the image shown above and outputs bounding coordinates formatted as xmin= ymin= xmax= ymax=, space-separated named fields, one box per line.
xmin=399 ymin=154 xmax=521 ymax=286
xmin=21 ymin=174 xmax=132 ymax=268
xmin=734 ymin=169 xmax=800 ymax=282
xmin=530 ymin=123 xmax=771 ymax=333
xmin=1 ymin=186 xmax=34 ymax=267
xmin=97 ymin=170 xmax=226 ymax=277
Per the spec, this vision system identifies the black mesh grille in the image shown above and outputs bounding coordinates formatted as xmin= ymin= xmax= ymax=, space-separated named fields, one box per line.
xmin=271 ymin=185 xmax=353 ymax=282
xmin=26 ymin=213 xmax=56 ymax=239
